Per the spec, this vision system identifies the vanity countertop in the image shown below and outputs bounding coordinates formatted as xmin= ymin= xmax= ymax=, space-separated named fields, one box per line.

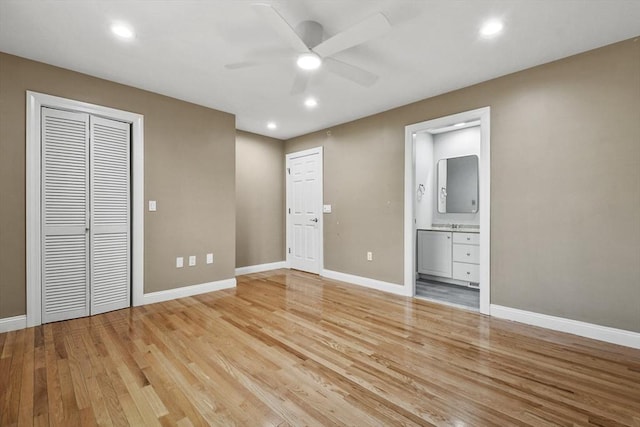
xmin=420 ymin=227 xmax=480 ymax=233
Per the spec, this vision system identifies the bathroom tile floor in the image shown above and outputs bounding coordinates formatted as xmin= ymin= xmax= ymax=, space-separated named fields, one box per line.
xmin=416 ymin=278 xmax=479 ymax=310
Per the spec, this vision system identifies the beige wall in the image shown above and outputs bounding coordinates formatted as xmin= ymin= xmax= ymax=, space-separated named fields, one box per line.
xmin=0 ymin=53 xmax=236 ymax=318
xmin=236 ymin=131 xmax=285 ymax=268
xmin=286 ymin=38 xmax=640 ymax=332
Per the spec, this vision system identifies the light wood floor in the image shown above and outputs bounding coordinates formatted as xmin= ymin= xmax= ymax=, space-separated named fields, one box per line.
xmin=2 ymin=269 xmax=639 ymax=426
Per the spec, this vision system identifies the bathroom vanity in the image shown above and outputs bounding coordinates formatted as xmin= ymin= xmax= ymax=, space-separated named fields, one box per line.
xmin=417 ymin=228 xmax=480 ymax=286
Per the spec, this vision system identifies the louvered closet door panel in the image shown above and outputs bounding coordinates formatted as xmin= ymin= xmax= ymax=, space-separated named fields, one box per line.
xmin=90 ymin=116 xmax=131 ymax=315
xmin=41 ymin=107 xmax=90 ymax=323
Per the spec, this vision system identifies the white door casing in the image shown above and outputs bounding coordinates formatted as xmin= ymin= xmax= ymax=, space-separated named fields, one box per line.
xmin=286 ymin=147 xmax=323 ymax=274
xmin=26 ymin=91 xmax=144 ymax=327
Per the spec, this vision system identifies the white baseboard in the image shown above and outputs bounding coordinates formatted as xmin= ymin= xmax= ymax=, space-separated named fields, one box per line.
xmin=491 ymin=305 xmax=640 ymax=349
xmin=142 ymin=278 xmax=237 ymax=305
xmin=235 ymin=261 xmax=286 ymax=276
xmin=0 ymin=315 xmax=27 ymax=334
xmin=322 ymin=269 xmax=409 ymax=296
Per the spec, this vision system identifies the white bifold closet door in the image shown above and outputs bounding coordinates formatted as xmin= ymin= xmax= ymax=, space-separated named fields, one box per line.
xmin=42 ymin=107 xmax=130 ymax=323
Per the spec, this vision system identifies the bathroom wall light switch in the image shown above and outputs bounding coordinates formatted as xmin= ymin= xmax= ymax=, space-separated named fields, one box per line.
xmin=206 ymin=253 xmax=213 ymax=264
xmin=367 ymin=251 xmax=373 ymax=261
xmin=188 ymin=255 xmax=196 ymax=266
xmin=176 ymin=257 xmax=183 ymax=268
xmin=323 ymin=204 xmax=332 ymax=213
xmin=149 ymin=200 xmax=157 ymax=211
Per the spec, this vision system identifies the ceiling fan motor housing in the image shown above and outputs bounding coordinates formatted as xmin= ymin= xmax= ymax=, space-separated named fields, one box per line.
xmin=296 ymin=20 xmax=324 ymax=48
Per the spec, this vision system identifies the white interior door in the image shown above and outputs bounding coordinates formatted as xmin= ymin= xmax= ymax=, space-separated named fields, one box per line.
xmin=41 ymin=107 xmax=91 ymax=323
xmin=287 ymin=147 xmax=323 ymax=274
xmin=90 ymin=116 xmax=131 ymax=315
xmin=41 ymin=108 xmax=131 ymax=323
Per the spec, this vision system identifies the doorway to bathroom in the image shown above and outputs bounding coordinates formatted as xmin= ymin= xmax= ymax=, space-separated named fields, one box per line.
xmin=404 ymin=107 xmax=491 ymax=314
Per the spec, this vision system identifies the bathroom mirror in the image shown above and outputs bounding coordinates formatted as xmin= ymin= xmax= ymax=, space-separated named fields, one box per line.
xmin=437 ymin=155 xmax=479 ymax=213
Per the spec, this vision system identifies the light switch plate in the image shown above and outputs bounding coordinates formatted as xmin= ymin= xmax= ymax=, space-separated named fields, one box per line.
xmin=176 ymin=257 xmax=183 ymax=268
xmin=206 ymin=253 xmax=213 ymax=264
xmin=149 ymin=200 xmax=157 ymax=211
xmin=188 ymin=255 xmax=196 ymax=266
xmin=323 ymin=204 xmax=332 ymax=213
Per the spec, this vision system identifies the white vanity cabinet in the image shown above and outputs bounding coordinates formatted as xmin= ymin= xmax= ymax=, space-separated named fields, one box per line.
xmin=417 ymin=230 xmax=480 ymax=285
xmin=452 ymin=232 xmax=480 ymax=283
xmin=417 ymin=230 xmax=452 ymax=277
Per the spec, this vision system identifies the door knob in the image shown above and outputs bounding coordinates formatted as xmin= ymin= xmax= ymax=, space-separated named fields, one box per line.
xmin=310 ymin=218 xmax=318 ymax=223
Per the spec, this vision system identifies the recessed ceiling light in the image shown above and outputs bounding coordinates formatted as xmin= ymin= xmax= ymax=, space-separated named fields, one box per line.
xmin=304 ymin=97 xmax=318 ymax=108
xmin=267 ymin=122 xmax=277 ymax=130
xmin=480 ymin=20 xmax=503 ymax=38
xmin=111 ymin=23 xmax=135 ymax=39
xmin=297 ymin=53 xmax=322 ymax=70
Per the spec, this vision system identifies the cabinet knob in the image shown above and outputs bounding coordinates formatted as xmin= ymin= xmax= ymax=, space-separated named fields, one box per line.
xmin=466 ymin=237 xmax=471 ymax=241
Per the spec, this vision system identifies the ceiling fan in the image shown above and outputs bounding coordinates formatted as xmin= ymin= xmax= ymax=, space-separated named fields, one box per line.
xmin=225 ymin=4 xmax=391 ymax=94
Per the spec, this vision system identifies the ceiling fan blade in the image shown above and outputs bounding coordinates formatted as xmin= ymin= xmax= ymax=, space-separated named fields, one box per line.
xmin=324 ymin=57 xmax=379 ymax=87
xmin=225 ymin=50 xmax=293 ymax=70
xmin=290 ymin=71 xmax=311 ymax=95
xmin=313 ymin=13 xmax=391 ymax=58
xmin=224 ymin=60 xmax=267 ymax=70
xmin=252 ymin=4 xmax=309 ymax=53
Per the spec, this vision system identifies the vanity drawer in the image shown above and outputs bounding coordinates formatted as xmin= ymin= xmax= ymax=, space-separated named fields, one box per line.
xmin=453 ymin=232 xmax=479 ymax=245
xmin=452 ymin=262 xmax=480 ymax=282
xmin=453 ymin=244 xmax=480 ymax=264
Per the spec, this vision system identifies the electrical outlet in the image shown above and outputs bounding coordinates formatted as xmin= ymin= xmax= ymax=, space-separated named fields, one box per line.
xmin=367 ymin=251 xmax=373 ymax=261
xmin=176 ymin=257 xmax=183 ymax=268
xmin=188 ymin=255 xmax=196 ymax=266
xmin=206 ymin=253 xmax=213 ymax=264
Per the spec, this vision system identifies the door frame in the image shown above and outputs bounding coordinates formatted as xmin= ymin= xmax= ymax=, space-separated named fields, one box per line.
xmin=404 ymin=107 xmax=491 ymax=314
xmin=26 ymin=91 xmax=144 ymax=327
xmin=285 ymin=146 xmax=324 ymax=274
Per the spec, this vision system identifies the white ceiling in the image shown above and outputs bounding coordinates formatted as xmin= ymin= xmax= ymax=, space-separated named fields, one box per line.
xmin=1 ymin=1 xmax=639 ymax=140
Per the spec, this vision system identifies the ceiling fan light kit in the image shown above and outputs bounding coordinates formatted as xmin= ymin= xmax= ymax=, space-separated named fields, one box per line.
xmin=296 ymin=52 xmax=322 ymax=70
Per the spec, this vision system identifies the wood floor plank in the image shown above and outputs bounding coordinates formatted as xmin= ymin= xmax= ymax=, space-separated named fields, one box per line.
xmin=17 ymin=327 xmax=35 ymax=427
xmin=1 ymin=329 xmax=25 ymax=426
xmin=1 ymin=269 xmax=639 ymax=426
xmin=0 ymin=330 xmax=7 ymax=358
xmin=43 ymin=326 xmax=64 ymax=426
xmin=55 ymin=358 xmax=79 ymax=426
